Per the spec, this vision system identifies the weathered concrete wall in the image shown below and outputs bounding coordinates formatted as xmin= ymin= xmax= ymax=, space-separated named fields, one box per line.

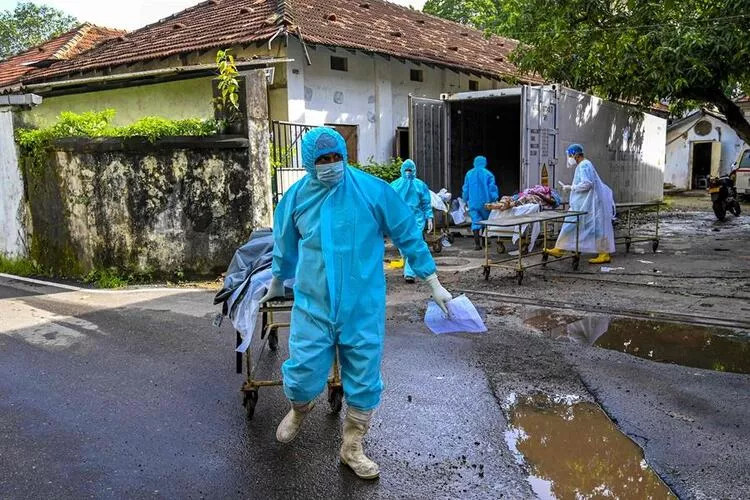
xmin=285 ymin=38 xmax=510 ymax=163
xmin=22 ymin=137 xmax=268 ymax=276
xmin=0 ymin=107 xmax=28 ymax=257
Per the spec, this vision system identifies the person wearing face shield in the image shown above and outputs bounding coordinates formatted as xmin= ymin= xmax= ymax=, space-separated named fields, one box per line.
xmin=389 ymin=159 xmax=434 ymax=283
xmin=546 ymin=144 xmax=615 ymax=264
xmin=260 ymin=127 xmax=452 ymax=479
xmin=462 ymin=156 xmax=499 ymax=250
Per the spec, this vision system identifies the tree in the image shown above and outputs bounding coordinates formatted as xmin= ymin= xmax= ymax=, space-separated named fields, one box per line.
xmin=0 ymin=1 xmax=77 ymax=59
xmin=425 ymin=0 xmax=750 ymax=144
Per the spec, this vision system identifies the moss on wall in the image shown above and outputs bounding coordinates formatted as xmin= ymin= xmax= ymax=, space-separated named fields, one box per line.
xmin=22 ymin=138 xmax=261 ymax=277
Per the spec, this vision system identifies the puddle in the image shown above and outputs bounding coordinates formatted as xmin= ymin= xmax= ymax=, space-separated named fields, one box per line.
xmin=524 ymin=312 xmax=750 ymax=374
xmin=505 ymin=395 xmax=676 ymax=500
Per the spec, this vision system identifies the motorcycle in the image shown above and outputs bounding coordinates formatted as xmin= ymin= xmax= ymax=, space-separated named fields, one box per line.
xmin=708 ymin=171 xmax=741 ymax=221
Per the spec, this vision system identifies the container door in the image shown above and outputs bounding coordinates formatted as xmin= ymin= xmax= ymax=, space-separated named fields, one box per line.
xmin=521 ymin=85 xmax=559 ymax=189
xmin=409 ymin=95 xmax=449 ymax=190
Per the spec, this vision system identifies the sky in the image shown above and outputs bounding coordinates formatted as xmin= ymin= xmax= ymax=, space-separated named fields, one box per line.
xmin=0 ymin=0 xmax=428 ymax=30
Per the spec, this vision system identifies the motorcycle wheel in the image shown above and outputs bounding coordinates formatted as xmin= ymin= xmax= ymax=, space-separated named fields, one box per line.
xmin=730 ymin=202 xmax=741 ymax=217
xmin=713 ymin=200 xmax=727 ymax=221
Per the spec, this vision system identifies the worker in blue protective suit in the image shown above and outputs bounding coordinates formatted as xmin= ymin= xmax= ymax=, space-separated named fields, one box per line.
xmin=259 ymin=127 xmax=452 ymax=480
xmin=462 ymin=155 xmax=499 ymax=250
xmin=546 ymin=144 xmax=615 ymax=264
xmin=389 ymin=159 xmax=434 ymax=283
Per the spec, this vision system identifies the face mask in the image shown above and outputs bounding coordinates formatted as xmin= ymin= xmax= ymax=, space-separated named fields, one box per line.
xmin=315 ymin=161 xmax=344 ymax=187
xmin=567 ymin=157 xmax=577 ymax=168
xmin=405 ymin=171 xmax=415 ymax=180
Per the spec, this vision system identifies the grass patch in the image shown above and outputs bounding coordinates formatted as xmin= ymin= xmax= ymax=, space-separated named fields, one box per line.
xmin=0 ymin=255 xmax=44 ymax=277
xmin=83 ymin=268 xmax=130 ymax=289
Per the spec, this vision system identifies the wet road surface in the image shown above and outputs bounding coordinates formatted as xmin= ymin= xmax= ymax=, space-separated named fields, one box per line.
xmin=0 ymin=277 xmax=529 ymax=499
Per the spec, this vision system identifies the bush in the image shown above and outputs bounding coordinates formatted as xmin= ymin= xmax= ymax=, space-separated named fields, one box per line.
xmin=16 ymin=109 xmax=220 ymax=153
xmin=351 ymin=157 xmax=403 ymax=183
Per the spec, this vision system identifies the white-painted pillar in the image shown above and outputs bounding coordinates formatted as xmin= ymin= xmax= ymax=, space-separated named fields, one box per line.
xmin=0 ymin=107 xmax=27 ymax=257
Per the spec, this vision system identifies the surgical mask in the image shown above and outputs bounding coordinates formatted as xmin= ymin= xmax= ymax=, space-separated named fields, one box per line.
xmin=405 ymin=171 xmax=415 ymax=180
xmin=315 ymin=161 xmax=344 ymax=187
xmin=567 ymin=157 xmax=577 ymax=168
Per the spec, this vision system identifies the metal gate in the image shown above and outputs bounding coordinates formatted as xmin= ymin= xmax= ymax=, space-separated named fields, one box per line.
xmin=270 ymin=120 xmax=317 ymax=204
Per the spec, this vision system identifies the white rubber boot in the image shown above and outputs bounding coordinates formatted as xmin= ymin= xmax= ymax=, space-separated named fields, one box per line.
xmin=276 ymin=401 xmax=315 ymax=443
xmin=340 ymin=407 xmax=380 ymax=479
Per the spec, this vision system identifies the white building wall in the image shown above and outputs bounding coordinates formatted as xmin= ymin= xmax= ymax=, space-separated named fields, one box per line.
xmin=284 ymin=39 xmax=507 ymax=163
xmin=0 ymin=107 xmax=27 ymax=257
xmin=666 ymin=114 xmax=746 ymax=189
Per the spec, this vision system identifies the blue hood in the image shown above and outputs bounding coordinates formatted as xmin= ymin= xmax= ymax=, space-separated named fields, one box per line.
xmin=301 ymin=127 xmax=349 ymax=176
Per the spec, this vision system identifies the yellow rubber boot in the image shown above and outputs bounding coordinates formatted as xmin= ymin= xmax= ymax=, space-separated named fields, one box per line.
xmin=589 ymin=253 xmax=611 ymax=264
xmin=545 ymin=247 xmax=565 ymax=258
xmin=388 ymin=259 xmax=404 ymax=269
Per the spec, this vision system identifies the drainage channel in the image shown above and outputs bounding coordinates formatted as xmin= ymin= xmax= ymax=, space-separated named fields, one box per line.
xmin=457 ymin=289 xmax=750 ymax=330
xmin=505 ymin=394 xmax=676 ymax=499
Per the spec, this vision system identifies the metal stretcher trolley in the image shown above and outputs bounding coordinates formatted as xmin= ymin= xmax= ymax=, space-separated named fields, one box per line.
xmin=479 ymin=210 xmax=587 ymax=284
xmin=237 ymin=294 xmax=344 ymax=419
xmin=615 ymin=201 xmax=663 ymax=253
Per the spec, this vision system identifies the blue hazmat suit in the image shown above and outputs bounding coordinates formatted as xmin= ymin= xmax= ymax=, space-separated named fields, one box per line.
xmin=390 ymin=159 xmax=433 ymax=278
xmin=271 ymin=127 xmax=437 ymax=411
xmin=556 ymin=159 xmax=616 ymax=254
xmin=462 ymin=156 xmax=499 ymax=230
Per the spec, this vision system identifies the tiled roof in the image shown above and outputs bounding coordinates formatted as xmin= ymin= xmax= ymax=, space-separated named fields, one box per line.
xmin=0 ymin=24 xmax=124 ymax=88
xmin=295 ymin=1 xmax=534 ymax=81
xmin=23 ymin=0 xmax=537 ymax=84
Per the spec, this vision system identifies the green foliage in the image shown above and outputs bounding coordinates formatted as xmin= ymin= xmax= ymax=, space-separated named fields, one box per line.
xmin=16 ymin=109 xmax=219 ymax=163
xmin=425 ymin=0 xmax=750 ymax=143
xmin=351 ymin=157 xmax=403 ymax=183
xmin=83 ymin=268 xmax=129 ymax=289
xmin=0 ymin=255 xmax=43 ymax=277
xmin=0 ymin=1 xmax=77 ymax=58
xmin=423 ymin=0 xmax=521 ymax=35
xmin=118 ymin=116 xmax=220 ymax=142
xmin=215 ymin=49 xmax=241 ymax=122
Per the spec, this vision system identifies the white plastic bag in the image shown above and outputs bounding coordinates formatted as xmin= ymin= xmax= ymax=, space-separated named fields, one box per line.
xmin=424 ymin=295 xmax=487 ymax=334
xmin=227 ymin=269 xmax=293 ymax=352
xmin=430 ymin=190 xmax=448 ymax=212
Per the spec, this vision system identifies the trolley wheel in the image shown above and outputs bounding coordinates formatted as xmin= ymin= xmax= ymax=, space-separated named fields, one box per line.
xmin=243 ymin=389 xmax=258 ymax=420
xmin=652 ymin=241 xmax=659 ymax=253
xmin=516 ymin=270 xmax=524 ymax=285
xmin=483 ymin=266 xmax=491 ymax=281
xmin=625 ymin=242 xmax=631 ymax=253
xmin=572 ymin=255 xmax=581 ymax=271
xmin=496 ymin=241 xmax=506 ymax=254
xmin=268 ymin=329 xmax=279 ymax=351
xmin=328 ymin=385 xmax=344 ymax=413
xmin=541 ymin=253 xmax=549 ymax=268
xmin=432 ymin=240 xmax=443 ymax=253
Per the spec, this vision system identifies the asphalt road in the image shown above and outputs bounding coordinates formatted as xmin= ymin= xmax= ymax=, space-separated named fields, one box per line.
xmin=0 ymin=277 xmax=530 ymax=499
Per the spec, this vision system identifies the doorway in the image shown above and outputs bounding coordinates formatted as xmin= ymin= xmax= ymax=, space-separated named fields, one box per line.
xmin=326 ymin=124 xmax=358 ymax=164
xmin=691 ymin=141 xmax=720 ymax=189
